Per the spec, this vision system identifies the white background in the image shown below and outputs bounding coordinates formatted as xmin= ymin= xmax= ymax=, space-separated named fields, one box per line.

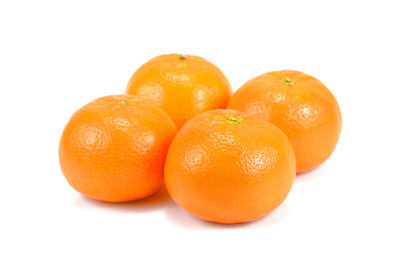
xmin=1 ymin=0 xmax=399 ymax=267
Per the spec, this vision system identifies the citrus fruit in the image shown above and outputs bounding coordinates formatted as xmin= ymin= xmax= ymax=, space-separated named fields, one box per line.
xmin=164 ymin=109 xmax=296 ymax=224
xmin=126 ymin=54 xmax=232 ymax=129
xmin=59 ymin=95 xmax=177 ymax=202
xmin=228 ymin=70 xmax=342 ymax=173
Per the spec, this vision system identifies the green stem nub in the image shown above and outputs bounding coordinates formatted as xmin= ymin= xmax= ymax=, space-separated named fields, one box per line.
xmin=179 ymin=54 xmax=187 ymax=60
xmin=227 ymin=117 xmax=242 ymax=125
xmin=283 ymin=77 xmax=293 ymax=85
xmin=119 ymin=100 xmax=127 ymax=105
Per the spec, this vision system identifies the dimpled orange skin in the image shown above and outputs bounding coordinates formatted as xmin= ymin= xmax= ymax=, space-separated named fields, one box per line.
xmin=59 ymin=95 xmax=177 ymax=202
xmin=228 ymin=70 xmax=342 ymax=173
xmin=164 ymin=109 xmax=296 ymax=224
xmin=126 ymin=54 xmax=232 ymax=129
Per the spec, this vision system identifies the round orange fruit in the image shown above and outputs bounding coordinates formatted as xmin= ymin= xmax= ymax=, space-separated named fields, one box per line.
xmin=228 ymin=70 xmax=342 ymax=173
xmin=59 ymin=95 xmax=177 ymax=202
xmin=126 ymin=54 xmax=232 ymax=129
xmin=164 ymin=109 xmax=296 ymax=224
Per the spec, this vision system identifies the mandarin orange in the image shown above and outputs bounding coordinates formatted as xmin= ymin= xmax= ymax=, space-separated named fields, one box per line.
xmin=59 ymin=95 xmax=177 ymax=202
xmin=126 ymin=54 xmax=232 ymax=128
xmin=228 ymin=70 xmax=342 ymax=173
xmin=164 ymin=109 xmax=296 ymax=224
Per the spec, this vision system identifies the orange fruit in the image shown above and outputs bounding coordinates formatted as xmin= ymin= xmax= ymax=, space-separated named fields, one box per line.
xmin=228 ymin=70 xmax=342 ymax=173
xmin=59 ymin=95 xmax=177 ymax=202
xmin=126 ymin=54 xmax=232 ymax=129
xmin=164 ymin=109 xmax=296 ymax=224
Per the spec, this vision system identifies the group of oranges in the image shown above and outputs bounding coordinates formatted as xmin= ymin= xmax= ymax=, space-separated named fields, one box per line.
xmin=59 ymin=54 xmax=342 ymax=224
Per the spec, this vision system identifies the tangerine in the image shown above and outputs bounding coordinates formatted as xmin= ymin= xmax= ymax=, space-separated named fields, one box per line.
xmin=228 ymin=70 xmax=342 ymax=173
xmin=164 ymin=109 xmax=296 ymax=224
xmin=126 ymin=54 xmax=232 ymax=128
xmin=59 ymin=95 xmax=177 ymax=202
